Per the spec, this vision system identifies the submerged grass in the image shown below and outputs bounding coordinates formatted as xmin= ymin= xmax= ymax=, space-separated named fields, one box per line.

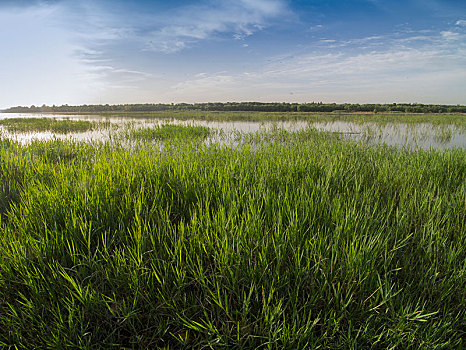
xmin=0 ymin=129 xmax=465 ymax=349
xmin=434 ymin=125 xmax=454 ymax=143
xmin=0 ymin=118 xmax=110 ymax=133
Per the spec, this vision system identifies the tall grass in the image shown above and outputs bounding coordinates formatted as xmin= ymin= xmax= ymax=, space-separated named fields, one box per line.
xmin=0 ymin=129 xmax=465 ymax=348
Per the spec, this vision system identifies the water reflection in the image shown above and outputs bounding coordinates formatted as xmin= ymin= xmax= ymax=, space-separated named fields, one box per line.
xmin=0 ymin=113 xmax=465 ymax=150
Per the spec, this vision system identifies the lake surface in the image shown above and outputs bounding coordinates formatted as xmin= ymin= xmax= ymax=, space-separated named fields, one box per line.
xmin=1 ymin=113 xmax=465 ymax=150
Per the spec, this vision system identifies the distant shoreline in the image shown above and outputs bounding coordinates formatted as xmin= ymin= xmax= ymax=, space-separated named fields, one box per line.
xmin=4 ymin=102 xmax=466 ymax=114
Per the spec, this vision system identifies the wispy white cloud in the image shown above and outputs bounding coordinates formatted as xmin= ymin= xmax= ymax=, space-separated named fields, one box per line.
xmin=50 ymin=0 xmax=288 ymax=54
xmin=88 ymin=65 xmax=153 ymax=86
xmin=271 ymin=28 xmax=466 ymax=84
xmin=44 ymin=0 xmax=291 ymax=89
xmin=309 ymin=24 xmax=323 ymax=31
xmin=441 ymin=31 xmax=461 ymax=40
xmin=142 ymin=0 xmax=289 ymax=53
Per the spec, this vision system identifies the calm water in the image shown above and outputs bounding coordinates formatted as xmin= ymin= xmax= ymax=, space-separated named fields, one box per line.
xmin=1 ymin=113 xmax=465 ymax=150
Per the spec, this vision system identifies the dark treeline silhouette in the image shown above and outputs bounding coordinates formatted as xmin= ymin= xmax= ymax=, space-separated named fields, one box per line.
xmin=4 ymin=102 xmax=466 ymax=114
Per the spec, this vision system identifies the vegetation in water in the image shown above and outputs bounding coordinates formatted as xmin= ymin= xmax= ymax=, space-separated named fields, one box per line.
xmin=0 ymin=128 xmax=465 ymax=349
xmin=27 ymin=110 xmax=466 ymax=128
xmin=0 ymin=118 xmax=110 ymax=134
xmin=125 ymin=123 xmax=211 ymax=141
xmin=434 ymin=125 xmax=454 ymax=143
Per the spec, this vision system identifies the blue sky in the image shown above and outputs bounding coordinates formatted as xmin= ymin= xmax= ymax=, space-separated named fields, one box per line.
xmin=0 ymin=0 xmax=465 ymax=108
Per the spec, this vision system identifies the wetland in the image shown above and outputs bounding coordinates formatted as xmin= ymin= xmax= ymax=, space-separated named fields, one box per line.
xmin=0 ymin=111 xmax=465 ymax=348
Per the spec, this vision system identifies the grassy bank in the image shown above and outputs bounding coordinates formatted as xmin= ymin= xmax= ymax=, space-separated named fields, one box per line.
xmin=0 ymin=129 xmax=465 ymax=348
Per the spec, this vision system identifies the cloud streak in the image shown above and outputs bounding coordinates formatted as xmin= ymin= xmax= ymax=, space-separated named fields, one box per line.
xmin=139 ymin=0 xmax=289 ymax=53
xmin=53 ymin=0 xmax=289 ymax=54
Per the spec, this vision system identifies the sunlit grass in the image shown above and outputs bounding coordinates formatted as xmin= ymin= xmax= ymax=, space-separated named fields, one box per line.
xmin=0 ymin=129 xmax=465 ymax=348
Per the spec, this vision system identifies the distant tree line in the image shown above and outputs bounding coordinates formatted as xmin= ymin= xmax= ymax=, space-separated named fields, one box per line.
xmin=4 ymin=102 xmax=466 ymax=114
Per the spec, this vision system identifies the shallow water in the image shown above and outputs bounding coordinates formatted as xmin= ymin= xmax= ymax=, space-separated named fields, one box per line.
xmin=0 ymin=113 xmax=465 ymax=150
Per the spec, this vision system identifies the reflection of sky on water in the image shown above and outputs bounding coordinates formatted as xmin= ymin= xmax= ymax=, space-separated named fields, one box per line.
xmin=0 ymin=113 xmax=465 ymax=150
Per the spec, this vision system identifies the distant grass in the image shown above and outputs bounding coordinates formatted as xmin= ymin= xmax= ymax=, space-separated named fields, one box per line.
xmin=63 ymin=110 xmax=466 ymax=127
xmin=0 ymin=118 xmax=110 ymax=133
xmin=0 ymin=130 xmax=465 ymax=348
xmin=125 ymin=123 xmax=211 ymax=141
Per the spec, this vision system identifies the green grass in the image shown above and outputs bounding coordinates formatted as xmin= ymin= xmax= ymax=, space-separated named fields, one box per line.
xmin=434 ymin=125 xmax=454 ymax=143
xmin=58 ymin=110 xmax=466 ymax=127
xmin=0 ymin=129 xmax=465 ymax=349
xmin=0 ymin=118 xmax=110 ymax=133
xmin=125 ymin=124 xmax=211 ymax=141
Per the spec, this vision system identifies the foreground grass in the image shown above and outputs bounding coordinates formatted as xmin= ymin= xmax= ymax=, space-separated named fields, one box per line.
xmin=0 ymin=118 xmax=109 ymax=133
xmin=0 ymin=130 xmax=465 ymax=349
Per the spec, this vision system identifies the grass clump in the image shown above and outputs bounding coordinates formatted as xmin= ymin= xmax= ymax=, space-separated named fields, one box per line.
xmin=0 ymin=131 xmax=465 ymax=349
xmin=0 ymin=118 xmax=108 ymax=133
xmin=126 ymin=123 xmax=211 ymax=141
xmin=434 ymin=125 xmax=454 ymax=143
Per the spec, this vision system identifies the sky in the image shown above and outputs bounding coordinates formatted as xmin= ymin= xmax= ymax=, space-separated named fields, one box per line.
xmin=0 ymin=0 xmax=465 ymax=108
